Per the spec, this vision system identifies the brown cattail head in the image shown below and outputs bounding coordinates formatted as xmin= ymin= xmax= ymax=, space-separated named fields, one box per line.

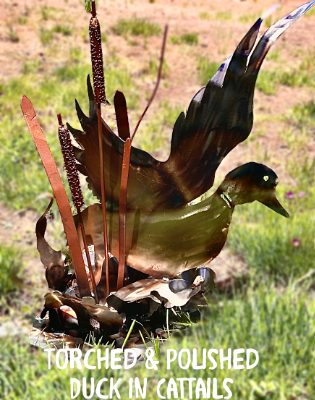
xmin=58 ymin=114 xmax=85 ymax=211
xmin=89 ymin=1 xmax=107 ymax=104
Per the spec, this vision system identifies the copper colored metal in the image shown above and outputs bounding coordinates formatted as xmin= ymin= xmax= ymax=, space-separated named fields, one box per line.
xmin=78 ymin=212 xmax=99 ymax=303
xmin=57 ymin=114 xmax=99 ymax=303
xmin=21 ymin=96 xmax=90 ymax=298
xmin=114 ymin=91 xmax=130 ymax=140
xmin=117 ymin=138 xmax=131 ymax=290
xmin=97 ymin=103 xmax=110 ymax=296
xmin=89 ymin=0 xmax=107 ymax=105
xmin=115 ymin=91 xmax=130 ymax=289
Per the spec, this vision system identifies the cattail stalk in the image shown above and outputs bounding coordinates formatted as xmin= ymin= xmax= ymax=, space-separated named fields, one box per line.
xmin=89 ymin=0 xmax=110 ymax=296
xmin=58 ymin=114 xmax=98 ymax=303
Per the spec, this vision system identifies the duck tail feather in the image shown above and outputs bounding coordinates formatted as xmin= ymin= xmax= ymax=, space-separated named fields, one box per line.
xmin=220 ymin=18 xmax=262 ymax=87
xmin=247 ymin=1 xmax=315 ymax=76
xmin=196 ymin=17 xmax=262 ymax=96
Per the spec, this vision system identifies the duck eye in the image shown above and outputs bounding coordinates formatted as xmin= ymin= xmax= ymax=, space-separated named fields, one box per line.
xmin=263 ymin=176 xmax=269 ymax=182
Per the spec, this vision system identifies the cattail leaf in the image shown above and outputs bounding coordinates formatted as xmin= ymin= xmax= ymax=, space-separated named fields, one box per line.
xmin=114 ymin=90 xmax=130 ymax=140
xmin=85 ymin=0 xmax=92 ymax=12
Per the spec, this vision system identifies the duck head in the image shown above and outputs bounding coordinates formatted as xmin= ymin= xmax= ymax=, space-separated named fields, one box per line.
xmin=217 ymin=162 xmax=289 ymax=218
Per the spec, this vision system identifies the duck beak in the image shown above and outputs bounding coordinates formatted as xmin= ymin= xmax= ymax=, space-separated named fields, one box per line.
xmin=260 ymin=194 xmax=289 ymax=218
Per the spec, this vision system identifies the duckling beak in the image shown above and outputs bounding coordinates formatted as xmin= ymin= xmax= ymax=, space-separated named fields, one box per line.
xmin=260 ymin=194 xmax=289 ymax=218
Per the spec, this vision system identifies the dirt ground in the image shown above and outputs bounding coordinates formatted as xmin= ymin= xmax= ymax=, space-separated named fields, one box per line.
xmin=0 ymin=0 xmax=315 ymax=307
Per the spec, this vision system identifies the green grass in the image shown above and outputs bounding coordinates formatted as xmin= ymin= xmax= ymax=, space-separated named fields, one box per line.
xmin=266 ymin=49 xmax=280 ymax=62
xmin=265 ymin=15 xmax=275 ymax=28
xmin=40 ymin=6 xmax=60 ymax=21
xmin=216 ymin=10 xmax=232 ymax=21
xmin=305 ymin=7 xmax=315 ymax=17
xmin=6 ymin=26 xmax=19 ymax=43
xmin=199 ymin=11 xmax=211 ymax=20
xmin=239 ymin=12 xmax=261 ymax=24
xmin=17 ymin=16 xmax=28 ymax=25
xmin=170 ymin=32 xmax=199 ymax=46
xmin=141 ymin=58 xmax=169 ymax=78
xmin=112 ymin=18 xmax=161 ymax=38
xmin=255 ymin=50 xmax=315 ymax=94
xmin=38 ymin=24 xmax=72 ymax=46
xmin=84 ymin=0 xmax=93 ymax=12
xmin=2 ymin=286 xmax=315 ymax=399
xmin=197 ymin=57 xmax=220 ymax=85
xmin=22 ymin=60 xmax=43 ymax=75
xmin=256 ymin=70 xmax=279 ymax=95
xmin=255 ymin=65 xmax=314 ymax=95
xmin=52 ymin=25 xmax=72 ymax=36
xmin=228 ymin=193 xmax=315 ymax=284
xmin=288 ymin=100 xmax=315 ymax=128
xmin=161 ymin=286 xmax=315 ymax=399
xmin=69 ymin=47 xmax=82 ymax=64
xmin=0 ymin=244 xmax=24 ymax=298
xmin=38 ymin=28 xmax=54 ymax=46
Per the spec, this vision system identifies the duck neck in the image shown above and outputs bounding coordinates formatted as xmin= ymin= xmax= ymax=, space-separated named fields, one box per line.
xmin=215 ymin=188 xmax=235 ymax=209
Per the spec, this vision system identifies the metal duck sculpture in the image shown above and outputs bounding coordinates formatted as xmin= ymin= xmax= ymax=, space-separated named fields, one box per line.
xmin=22 ymin=1 xmax=314 ymax=348
xmin=72 ymin=3 xmax=314 ymax=280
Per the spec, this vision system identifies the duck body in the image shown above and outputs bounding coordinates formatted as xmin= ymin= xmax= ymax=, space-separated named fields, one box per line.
xmin=81 ymin=192 xmax=233 ymax=279
xmin=78 ymin=163 xmax=288 ymax=279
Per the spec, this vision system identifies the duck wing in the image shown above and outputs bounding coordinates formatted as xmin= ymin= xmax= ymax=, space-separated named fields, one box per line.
xmin=69 ymin=79 xmax=167 ymax=212
xmin=164 ymin=1 xmax=314 ymax=202
xmin=71 ymin=1 xmax=314 ymax=211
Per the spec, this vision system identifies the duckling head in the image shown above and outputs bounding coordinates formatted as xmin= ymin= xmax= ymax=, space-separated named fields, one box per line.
xmin=217 ymin=162 xmax=289 ymax=217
